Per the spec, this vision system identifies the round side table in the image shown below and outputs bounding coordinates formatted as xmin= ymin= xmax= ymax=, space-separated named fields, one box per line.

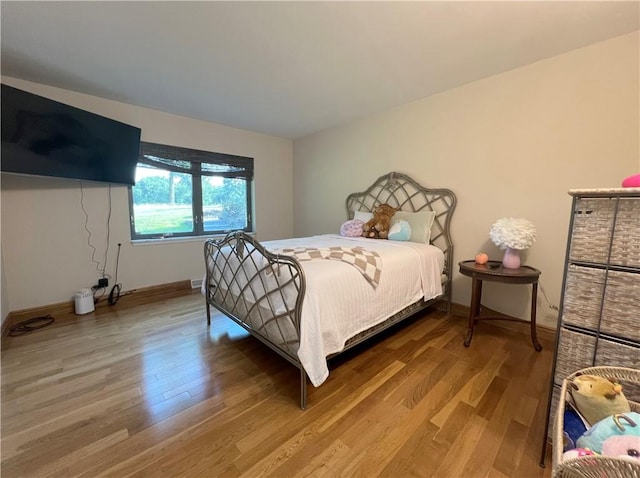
xmin=458 ymin=260 xmax=542 ymax=351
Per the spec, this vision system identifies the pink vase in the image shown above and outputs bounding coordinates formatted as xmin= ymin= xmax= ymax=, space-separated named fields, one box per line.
xmin=502 ymin=247 xmax=521 ymax=269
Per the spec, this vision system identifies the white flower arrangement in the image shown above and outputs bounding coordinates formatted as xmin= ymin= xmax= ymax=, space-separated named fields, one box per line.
xmin=489 ymin=217 xmax=536 ymax=250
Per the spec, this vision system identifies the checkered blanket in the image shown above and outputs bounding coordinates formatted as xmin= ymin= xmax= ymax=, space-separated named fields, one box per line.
xmin=276 ymin=246 xmax=382 ymax=288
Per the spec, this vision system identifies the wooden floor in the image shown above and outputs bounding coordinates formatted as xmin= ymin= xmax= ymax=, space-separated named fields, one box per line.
xmin=1 ymin=290 xmax=556 ymax=477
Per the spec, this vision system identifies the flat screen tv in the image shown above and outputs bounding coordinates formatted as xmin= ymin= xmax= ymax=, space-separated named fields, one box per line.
xmin=1 ymin=84 xmax=141 ymax=186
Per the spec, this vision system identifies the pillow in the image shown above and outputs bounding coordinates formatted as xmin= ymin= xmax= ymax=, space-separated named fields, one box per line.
xmin=392 ymin=210 xmax=436 ymax=244
xmin=353 ymin=210 xmax=374 ymax=223
xmin=340 ymin=219 xmax=365 ymax=237
xmin=388 ymin=220 xmax=411 ymax=241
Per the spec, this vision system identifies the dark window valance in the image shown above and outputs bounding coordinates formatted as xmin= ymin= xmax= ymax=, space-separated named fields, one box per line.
xmin=139 ymin=142 xmax=253 ymax=179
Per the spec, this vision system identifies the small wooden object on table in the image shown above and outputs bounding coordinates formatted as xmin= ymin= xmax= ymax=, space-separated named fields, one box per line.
xmin=458 ymin=260 xmax=542 ymax=351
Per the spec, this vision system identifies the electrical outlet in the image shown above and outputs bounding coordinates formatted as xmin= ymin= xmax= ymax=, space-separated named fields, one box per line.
xmin=98 ymin=278 xmax=109 ymax=288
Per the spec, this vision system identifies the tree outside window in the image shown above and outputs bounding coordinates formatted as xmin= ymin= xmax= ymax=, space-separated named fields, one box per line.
xmin=129 ymin=142 xmax=253 ymax=239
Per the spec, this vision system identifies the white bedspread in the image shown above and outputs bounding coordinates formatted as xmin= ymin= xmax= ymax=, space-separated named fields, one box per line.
xmin=262 ymin=234 xmax=444 ymax=387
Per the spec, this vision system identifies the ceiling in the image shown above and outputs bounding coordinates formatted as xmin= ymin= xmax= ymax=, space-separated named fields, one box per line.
xmin=1 ymin=1 xmax=639 ymax=140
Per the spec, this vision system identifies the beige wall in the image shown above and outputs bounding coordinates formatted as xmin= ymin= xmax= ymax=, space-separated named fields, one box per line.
xmin=293 ymin=32 xmax=639 ymax=329
xmin=1 ymin=77 xmax=294 ymax=313
xmin=1 ymin=245 xmax=8 ymax=323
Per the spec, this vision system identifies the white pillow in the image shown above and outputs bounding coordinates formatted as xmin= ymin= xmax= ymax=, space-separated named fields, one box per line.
xmin=353 ymin=210 xmax=374 ymax=223
xmin=392 ymin=210 xmax=436 ymax=244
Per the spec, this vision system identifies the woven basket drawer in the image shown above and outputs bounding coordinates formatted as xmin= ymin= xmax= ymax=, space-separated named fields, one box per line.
xmin=563 ymin=265 xmax=640 ymax=341
xmin=562 ymin=265 xmax=605 ymax=330
xmin=570 ymin=197 xmax=640 ymax=267
xmin=610 ymin=198 xmax=640 ymax=267
xmin=595 ymin=338 xmax=640 ymax=369
xmin=554 ymin=329 xmax=640 ymax=385
xmin=602 ymin=270 xmax=640 ymax=341
xmin=569 ymin=198 xmax=616 ymax=264
xmin=554 ymin=329 xmax=596 ymax=385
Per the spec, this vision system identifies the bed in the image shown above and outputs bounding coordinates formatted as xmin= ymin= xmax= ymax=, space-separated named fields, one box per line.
xmin=203 ymin=171 xmax=456 ymax=409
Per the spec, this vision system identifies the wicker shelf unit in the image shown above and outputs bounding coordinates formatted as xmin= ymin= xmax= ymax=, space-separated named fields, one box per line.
xmin=540 ymin=187 xmax=640 ymax=466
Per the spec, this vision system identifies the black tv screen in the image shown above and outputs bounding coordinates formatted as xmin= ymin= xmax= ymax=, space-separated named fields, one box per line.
xmin=1 ymin=84 xmax=141 ymax=186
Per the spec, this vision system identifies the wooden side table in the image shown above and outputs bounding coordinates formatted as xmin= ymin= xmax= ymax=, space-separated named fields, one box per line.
xmin=458 ymin=260 xmax=542 ymax=351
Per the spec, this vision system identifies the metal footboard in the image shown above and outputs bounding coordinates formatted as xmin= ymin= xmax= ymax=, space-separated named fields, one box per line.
xmin=204 ymin=232 xmax=309 ymax=408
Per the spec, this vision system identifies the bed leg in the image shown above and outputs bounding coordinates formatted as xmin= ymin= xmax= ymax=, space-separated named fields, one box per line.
xmin=446 ymin=285 xmax=453 ymax=315
xmin=206 ymin=303 xmax=211 ymax=326
xmin=300 ymin=369 xmax=307 ymax=410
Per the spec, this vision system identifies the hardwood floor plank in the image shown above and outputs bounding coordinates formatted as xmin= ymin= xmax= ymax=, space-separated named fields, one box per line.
xmin=88 ymin=390 xmax=275 ymax=477
xmin=432 ymin=400 xmax=476 ymax=449
xmin=2 ymin=387 xmax=142 ymax=460
xmin=337 ymin=403 xmax=417 ymax=476
xmin=430 ymin=339 xmax=508 ymax=427
xmin=461 ymin=372 xmax=534 ymax=477
xmin=383 ymin=313 xmax=446 ymax=350
xmin=237 ymin=422 xmax=322 ymax=477
xmin=493 ymin=419 xmax=530 ymax=475
xmin=434 ymin=410 xmax=488 ymax=478
xmin=475 ymin=374 xmax=509 ymax=419
xmin=69 ymin=397 xmax=227 ymax=477
xmin=30 ymin=429 xmax=130 ymax=478
xmin=377 ymin=419 xmax=440 ymax=477
xmin=296 ymin=439 xmax=351 ymax=478
xmin=342 ymin=357 xmax=485 ymax=477
xmin=317 ymin=360 xmax=405 ymax=433
xmin=1 ymin=291 xmax=555 ymax=477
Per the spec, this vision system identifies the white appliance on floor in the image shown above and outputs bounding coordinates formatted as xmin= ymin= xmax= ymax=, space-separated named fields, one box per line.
xmin=74 ymin=288 xmax=95 ymax=315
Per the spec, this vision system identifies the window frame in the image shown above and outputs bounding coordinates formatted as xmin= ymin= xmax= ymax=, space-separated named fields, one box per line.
xmin=128 ymin=141 xmax=254 ymax=240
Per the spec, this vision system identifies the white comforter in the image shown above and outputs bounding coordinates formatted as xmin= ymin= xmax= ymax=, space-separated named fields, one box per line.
xmin=262 ymin=234 xmax=444 ymax=387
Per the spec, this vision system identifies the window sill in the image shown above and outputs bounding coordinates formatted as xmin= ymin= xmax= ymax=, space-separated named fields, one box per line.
xmin=131 ymin=232 xmax=255 ymax=246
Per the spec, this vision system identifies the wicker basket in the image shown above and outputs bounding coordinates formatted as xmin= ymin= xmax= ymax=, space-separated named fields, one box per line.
xmin=553 ymin=366 xmax=640 ymax=478
xmin=562 ymin=265 xmax=640 ymax=342
xmin=570 ymin=197 xmax=640 ymax=267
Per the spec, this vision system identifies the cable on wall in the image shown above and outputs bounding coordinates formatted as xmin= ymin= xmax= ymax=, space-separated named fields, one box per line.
xmin=79 ymin=180 xmax=103 ymax=274
xmin=92 ymin=284 xmax=107 ymax=304
xmin=79 ymin=181 xmax=113 ymax=288
xmin=108 ymin=243 xmax=123 ymax=305
xmin=102 ymin=184 xmax=113 ymax=279
xmin=538 ymin=282 xmax=559 ymax=311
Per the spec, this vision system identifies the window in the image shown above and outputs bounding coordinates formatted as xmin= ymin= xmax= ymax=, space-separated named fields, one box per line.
xmin=129 ymin=142 xmax=253 ymax=239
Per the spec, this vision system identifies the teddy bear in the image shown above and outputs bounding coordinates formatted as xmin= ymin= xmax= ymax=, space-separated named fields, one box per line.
xmin=362 ymin=203 xmax=398 ymax=239
xmin=568 ymin=374 xmax=631 ymax=427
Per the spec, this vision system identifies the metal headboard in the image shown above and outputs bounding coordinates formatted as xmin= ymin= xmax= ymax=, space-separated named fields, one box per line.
xmin=346 ymin=171 xmax=457 ymax=309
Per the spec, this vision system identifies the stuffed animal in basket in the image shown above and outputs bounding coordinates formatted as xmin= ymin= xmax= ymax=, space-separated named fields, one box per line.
xmin=602 ymin=434 xmax=640 ymax=460
xmin=562 ymin=408 xmax=588 ymax=451
xmin=576 ymin=412 xmax=640 ymax=458
xmin=569 ymin=374 xmax=631 ymax=426
xmin=562 ymin=447 xmax=596 ymax=461
xmin=362 ymin=204 xmax=398 ymax=239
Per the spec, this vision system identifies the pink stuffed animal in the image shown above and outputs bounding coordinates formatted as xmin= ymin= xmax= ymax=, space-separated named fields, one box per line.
xmin=622 ymin=173 xmax=640 ymax=188
xmin=602 ymin=435 xmax=640 ymax=461
xmin=562 ymin=448 xmax=595 ymax=461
